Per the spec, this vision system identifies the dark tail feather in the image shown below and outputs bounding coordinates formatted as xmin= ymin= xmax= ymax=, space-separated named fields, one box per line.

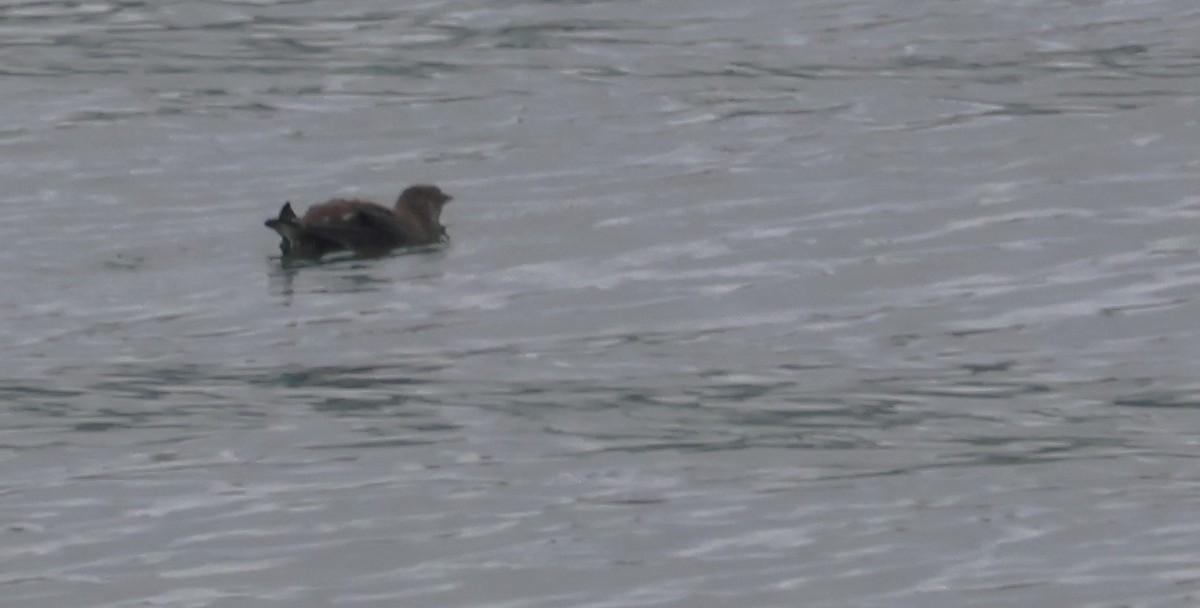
xmin=265 ymin=201 xmax=299 ymax=230
xmin=265 ymin=202 xmax=302 ymax=256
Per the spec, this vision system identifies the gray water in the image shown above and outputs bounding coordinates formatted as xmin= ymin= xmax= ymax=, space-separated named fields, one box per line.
xmin=2 ymin=1 xmax=1200 ymax=606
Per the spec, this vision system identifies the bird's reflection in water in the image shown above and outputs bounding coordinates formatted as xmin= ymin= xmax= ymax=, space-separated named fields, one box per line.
xmin=266 ymin=247 xmax=449 ymax=303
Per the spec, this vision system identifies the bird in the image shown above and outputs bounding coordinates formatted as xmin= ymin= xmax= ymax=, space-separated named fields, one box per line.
xmin=265 ymin=184 xmax=452 ymax=259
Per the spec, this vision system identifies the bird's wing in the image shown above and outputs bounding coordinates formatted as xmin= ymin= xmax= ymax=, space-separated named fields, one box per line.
xmin=303 ymin=207 xmax=410 ymax=251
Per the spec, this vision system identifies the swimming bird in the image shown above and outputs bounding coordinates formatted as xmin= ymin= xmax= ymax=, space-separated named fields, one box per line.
xmin=265 ymin=184 xmax=452 ymax=259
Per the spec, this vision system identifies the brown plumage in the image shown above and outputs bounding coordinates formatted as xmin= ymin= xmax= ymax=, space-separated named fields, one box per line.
xmin=265 ymin=184 xmax=452 ymax=259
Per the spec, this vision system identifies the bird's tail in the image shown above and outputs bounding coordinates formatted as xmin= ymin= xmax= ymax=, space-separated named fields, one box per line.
xmin=265 ymin=202 xmax=300 ymax=231
xmin=265 ymin=202 xmax=304 ymax=256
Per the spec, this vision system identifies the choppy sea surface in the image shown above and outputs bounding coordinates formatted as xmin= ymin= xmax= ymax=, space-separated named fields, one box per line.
xmin=3 ymin=1 xmax=1200 ymax=606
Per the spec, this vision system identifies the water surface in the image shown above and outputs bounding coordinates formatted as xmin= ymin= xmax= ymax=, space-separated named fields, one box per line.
xmin=2 ymin=1 xmax=1200 ymax=606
